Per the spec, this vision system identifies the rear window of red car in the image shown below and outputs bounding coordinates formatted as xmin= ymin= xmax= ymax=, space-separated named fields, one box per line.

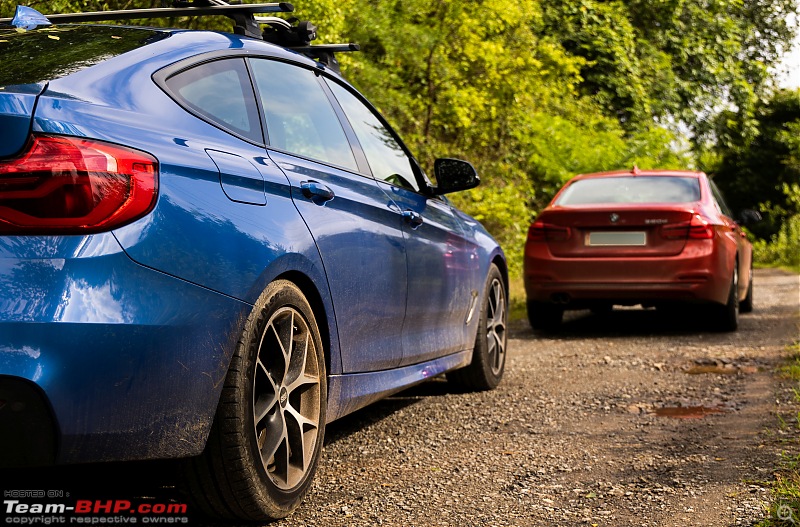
xmin=555 ymin=176 xmax=701 ymax=205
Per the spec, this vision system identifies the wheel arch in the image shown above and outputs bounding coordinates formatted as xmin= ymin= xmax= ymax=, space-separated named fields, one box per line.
xmin=273 ymin=270 xmax=336 ymax=379
xmin=490 ymin=252 xmax=509 ymax=294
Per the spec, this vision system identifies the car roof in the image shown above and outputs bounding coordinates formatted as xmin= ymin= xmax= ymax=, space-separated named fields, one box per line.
xmin=0 ymin=3 xmax=358 ymax=75
xmin=570 ymin=168 xmax=705 ymax=181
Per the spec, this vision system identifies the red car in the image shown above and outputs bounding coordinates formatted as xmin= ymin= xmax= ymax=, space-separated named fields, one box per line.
xmin=523 ymin=168 xmax=760 ymax=332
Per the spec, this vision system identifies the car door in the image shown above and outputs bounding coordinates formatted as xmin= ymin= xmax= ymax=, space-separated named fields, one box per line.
xmin=324 ymin=79 xmax=478 ymax=366
xmin=709 ymin=178 xmax=752 ymax=298
xmin=249 ymin=57 xmax=408 ymax=373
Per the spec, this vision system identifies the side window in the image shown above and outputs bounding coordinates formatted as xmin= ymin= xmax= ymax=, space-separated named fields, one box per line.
xmin=709 ymin=179 xmax=733 ymax=217
xmin=326 ymin=80 xmax=420 ymax=192
xmin=249 ymin=59 xmax=358 ymax=171
xmin=164 ymin=58 xmax=262 ymax=143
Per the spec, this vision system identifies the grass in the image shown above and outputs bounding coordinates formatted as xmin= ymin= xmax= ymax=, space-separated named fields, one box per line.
xmin=756 ymin=341 xmax=800 ymax=526
xmin=507 ymin=276 xmax=527 ymax=323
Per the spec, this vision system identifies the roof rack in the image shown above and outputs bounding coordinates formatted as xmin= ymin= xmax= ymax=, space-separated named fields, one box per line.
xmin=0 ymin=1 xmax=359 ymax=72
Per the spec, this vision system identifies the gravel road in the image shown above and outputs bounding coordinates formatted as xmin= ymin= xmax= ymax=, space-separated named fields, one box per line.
xmin=276 ymin=267 xmax=800 ymax=527
xmin=3 ymin=269 xmax=798 ymax=527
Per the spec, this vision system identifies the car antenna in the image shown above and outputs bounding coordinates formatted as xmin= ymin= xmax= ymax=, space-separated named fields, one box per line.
xmin=1 ymin=1 xmax=359 ymax=73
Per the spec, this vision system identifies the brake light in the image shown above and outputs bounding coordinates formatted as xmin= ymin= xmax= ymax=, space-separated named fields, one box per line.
xmin=0 ymin=135 xmax=158 ymax=234
xmin=527 ymin=221 xmax=571 ymax=242
xmin=660 ymin=214 xmax=715 ymax=240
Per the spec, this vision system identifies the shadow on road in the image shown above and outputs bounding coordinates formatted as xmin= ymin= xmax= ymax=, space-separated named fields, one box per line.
xmin=511 ymin=306 xmax=747 ymax=340
xmin=324 ymin=376 xmax=460 ymax=446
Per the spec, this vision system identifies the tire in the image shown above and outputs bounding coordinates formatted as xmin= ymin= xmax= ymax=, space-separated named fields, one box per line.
xmin=713 ymin=264 xmax=739 ymax=332
xmin=527 ymin=300 xmax=564 ymax=333
xmin=447 ymin=264 xmax=507 ymax=391
xmin=739 ymin=259 xmax=754 ymax=313
xmin=590 ymin=304 xmax=613 ymax=316
xmin=184 ymin=280 xmax=327 ymax=522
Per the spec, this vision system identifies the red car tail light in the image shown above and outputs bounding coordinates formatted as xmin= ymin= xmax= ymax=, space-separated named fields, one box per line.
xmin=527 ymin=221 xmax=571 ymax=242
xmin=660 ymin=214 xmax=715 ymax=240
xmin=0 ymin=135 xmax=158 ymax=234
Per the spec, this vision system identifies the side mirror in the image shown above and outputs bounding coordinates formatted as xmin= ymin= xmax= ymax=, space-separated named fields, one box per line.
xmin=737 ymin=209 xmax=762 ymax=226
xmin=432 ymin=158 xmax=480 ymax=195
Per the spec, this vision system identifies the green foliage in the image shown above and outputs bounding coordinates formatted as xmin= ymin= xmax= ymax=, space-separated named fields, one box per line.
xmin=757 ymin=342 xmax=800 ymax=527
xmin=714 ymin=90 xmax=800 ymax=239
xmin=754 ymin=184 xmax=800 ymax=272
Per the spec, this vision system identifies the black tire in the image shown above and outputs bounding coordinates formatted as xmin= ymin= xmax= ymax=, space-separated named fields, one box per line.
xmin=184 ymin=280 xmax=327 ymax=522
xmin=447 ymin=264 xmax=507 ymax=391
xmin=713 ymin=264 xmax=739 ymax=332
xmin=590 ymin=304 xmax=613 ymax=316
xmin=739 ymin=259 xmax=754 ymax=313
xmin=527 ymin=300 xmax=564 ymax=333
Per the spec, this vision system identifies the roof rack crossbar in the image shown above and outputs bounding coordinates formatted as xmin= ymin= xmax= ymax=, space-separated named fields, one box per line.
xmin=291 ymin=43 xmax=360 ymax=72
xmin=1 ymin=2 xmax=360 ymax=73
xmin=0 ymin=3 xmax=294 ymax=28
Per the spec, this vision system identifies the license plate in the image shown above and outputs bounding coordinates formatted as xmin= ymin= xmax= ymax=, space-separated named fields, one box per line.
xmin=587 ymin=231 xmax=646 ymax=246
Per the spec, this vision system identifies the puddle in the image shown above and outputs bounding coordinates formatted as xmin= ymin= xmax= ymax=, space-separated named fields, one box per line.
xmin=685 ymin=359 xmax=758 ymax=375
xmin=655 ymin=406 xmax=725 ymax=419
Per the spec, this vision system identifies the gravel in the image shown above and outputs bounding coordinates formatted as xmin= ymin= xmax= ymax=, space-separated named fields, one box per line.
xmin=276 ymin=268 xmax=800 ymax=527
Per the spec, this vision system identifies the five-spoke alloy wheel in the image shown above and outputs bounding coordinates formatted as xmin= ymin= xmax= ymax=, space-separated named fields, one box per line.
xmin=448 ymin=263 xmax=508 ymax=391
xmin=186 ymin=280 xmax=326 ymax=522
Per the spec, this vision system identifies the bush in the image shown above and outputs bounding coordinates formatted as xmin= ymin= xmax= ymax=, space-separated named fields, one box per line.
xmin=754 ymin=183 xmax=800 ymax=272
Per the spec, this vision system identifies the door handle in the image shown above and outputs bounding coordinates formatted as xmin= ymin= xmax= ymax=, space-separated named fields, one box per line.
xmin=402 ymin=209 xmax=424 ymax=228
xmin=300 ymin=181 xmax=335 ymax=202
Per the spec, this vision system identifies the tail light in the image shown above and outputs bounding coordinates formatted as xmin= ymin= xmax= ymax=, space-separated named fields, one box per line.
xmin=527 ymin=221 xmax=571 ymax=242
xmin=660 ymin=214 xmax=715 ymax=240
xmin=0 ymin=135 xmax=158 ymax=234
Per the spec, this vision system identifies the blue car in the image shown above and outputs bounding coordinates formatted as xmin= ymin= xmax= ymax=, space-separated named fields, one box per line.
xmin=0 ymin=3 xmax=507 ymax=521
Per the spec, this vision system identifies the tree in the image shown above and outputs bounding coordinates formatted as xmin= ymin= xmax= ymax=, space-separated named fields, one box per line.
xmin=540 ymin=0 xmax=798 ymax=142
xmin=713 ymin=89 xmax=800 ymax=238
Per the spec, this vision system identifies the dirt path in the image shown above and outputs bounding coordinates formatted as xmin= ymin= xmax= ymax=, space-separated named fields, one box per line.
xmin=278 ymin=267 xmax=800 ymax=527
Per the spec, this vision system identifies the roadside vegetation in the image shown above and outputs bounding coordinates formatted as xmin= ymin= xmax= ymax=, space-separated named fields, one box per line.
xmin=758 ymin=342 xmax=800 ymax=526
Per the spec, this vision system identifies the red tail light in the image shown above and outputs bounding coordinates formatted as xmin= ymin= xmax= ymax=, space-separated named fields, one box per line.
xmin=527 ymin=221 xmax=571 ymax=242
xmin=0 ymin=135 xmax=158 ymax=234
xmin=660 ymin=214 xmax=715 ymax=240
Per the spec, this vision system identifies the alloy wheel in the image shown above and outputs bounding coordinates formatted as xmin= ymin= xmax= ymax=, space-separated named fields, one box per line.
xmin=253 ymin=306 xmax=322 ymax=490
xmin=486 ymin=277 xmax=507 ymax=376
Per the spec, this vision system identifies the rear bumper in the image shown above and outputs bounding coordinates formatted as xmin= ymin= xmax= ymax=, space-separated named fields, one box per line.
xmin=523 ymin=239 xmax=731 ymax=307
xmin=0 ymin=233 xmax=249 ymax=466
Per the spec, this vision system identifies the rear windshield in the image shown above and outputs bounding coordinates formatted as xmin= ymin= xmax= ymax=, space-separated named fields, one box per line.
xmin=555 ymin=176 xmax=701 ymax=205
xmin=0 ymin=25 xmax=168 ymax=88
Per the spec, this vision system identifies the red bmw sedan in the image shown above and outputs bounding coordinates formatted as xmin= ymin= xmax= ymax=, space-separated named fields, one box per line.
xmin=523 ymin=168 xmax=760 ymax=332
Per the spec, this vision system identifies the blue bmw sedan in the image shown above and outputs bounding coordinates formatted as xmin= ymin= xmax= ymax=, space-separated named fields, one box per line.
xmin=0 ymin=3 xmax=507 ymax=522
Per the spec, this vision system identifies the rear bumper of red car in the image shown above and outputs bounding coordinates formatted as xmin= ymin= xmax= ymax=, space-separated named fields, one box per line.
xmin=523 ymin=239 xmax=732 ymax=307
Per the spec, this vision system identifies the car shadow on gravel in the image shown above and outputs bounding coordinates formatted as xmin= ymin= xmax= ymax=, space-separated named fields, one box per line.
xmin=512 ymin=307 xmax=737 ymax=340
xmin=324 ymin=376 xmax=459 ymax=446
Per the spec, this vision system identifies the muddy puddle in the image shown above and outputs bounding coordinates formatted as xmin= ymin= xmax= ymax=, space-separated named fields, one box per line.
xmin=684 ymin=359 xmax=758 ymax=375
xmin=655 ymin=405 xmax=725 ymax=419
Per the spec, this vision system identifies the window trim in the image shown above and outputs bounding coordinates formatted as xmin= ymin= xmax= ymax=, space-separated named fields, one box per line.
xmin=246 ymin=56 xmax=366 ymax=176
xmin=153 ymin=52 xmax=265 ymax=147
xmin=322 ymin=76 xmax=432 ymax=196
